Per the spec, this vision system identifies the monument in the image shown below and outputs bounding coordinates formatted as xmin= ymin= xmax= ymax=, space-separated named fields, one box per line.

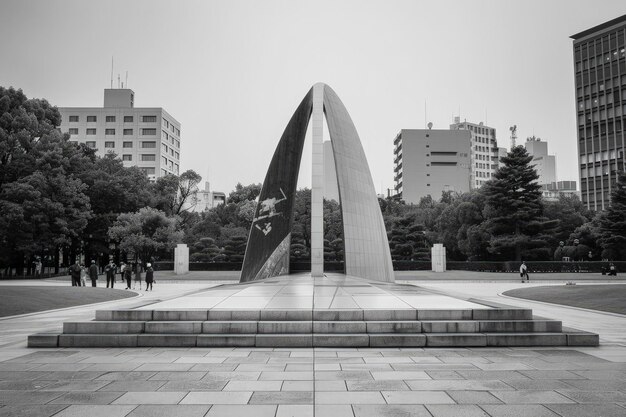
xmin=240 ymin=83 xmax=394 ymax=283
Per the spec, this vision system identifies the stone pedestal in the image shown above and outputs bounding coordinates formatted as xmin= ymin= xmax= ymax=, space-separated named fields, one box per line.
xmin=174 ymin=244 xmax=189 ymax=275
xmin=431 ymin=243 xmax=446 ymax=272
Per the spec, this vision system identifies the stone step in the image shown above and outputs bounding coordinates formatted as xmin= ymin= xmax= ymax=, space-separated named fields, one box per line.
xmin=93 ymin=308 xmax=534 ymax=322
xmin=29 ymin=331 xmax=598 ymax=348
xmin=421 ymin=320 xmax=562 ymax=333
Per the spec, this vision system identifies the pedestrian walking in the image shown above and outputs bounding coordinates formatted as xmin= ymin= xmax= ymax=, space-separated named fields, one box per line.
xmin=34 ymin=259 xmax=42 ymax=278
xmin=105 ymin=260 xmax=116 ymax=288
xmin=145 ymin=263 xmax=154 ymax=291
xmin=520 ymin=261 xmax=530 ymax=283
xmin=133 ymin=262 xmax=142 ymax=290
xmin=124 ymin=264 xmax=132 ymax=289
xmin=88 ymin=260 xmax=99 ymax=287
xmin=80 ymin=264 xmax=87 ymax=287
xmin=69 ymin=261 xmax=81 ymax=286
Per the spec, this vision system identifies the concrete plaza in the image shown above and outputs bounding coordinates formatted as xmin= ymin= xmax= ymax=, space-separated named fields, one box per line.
xmin=1 ymin=272 xmax=625 ymax=416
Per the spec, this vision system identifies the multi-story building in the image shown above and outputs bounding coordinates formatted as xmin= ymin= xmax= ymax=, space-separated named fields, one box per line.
xmin=393 ymin=129 xmax=471 ymax=204
xmin=189 ymin=182 xmax=226 ymax=212
xmin=524 ymin=136 xmax=557 ymax=186
xmin=571 ymin=14 xmax=626 ymax=210
xmin=541 ymin=181 xmax=580 ymax=201
xmin=58 ymin=89 xmax=181 ymax=181
xmin=450 ymin=118 xmax=500 ymax=189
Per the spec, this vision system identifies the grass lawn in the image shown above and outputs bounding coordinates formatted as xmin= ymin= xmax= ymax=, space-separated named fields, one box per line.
xmin=0 ymin=286 xmax=136 ymax=317
xmin=503 ymin=284 xmax=626 ymax=315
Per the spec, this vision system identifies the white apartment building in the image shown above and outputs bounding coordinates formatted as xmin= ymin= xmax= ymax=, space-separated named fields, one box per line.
xmin=450 ymin=118 xmax=500 ymax=189
xmin=189 ymin=182 xmax=226 ymax=212
xmin=524 ymin=136 xmax=557 ymax=186
xmin=58 ymin=89 xmax=181 ymax=181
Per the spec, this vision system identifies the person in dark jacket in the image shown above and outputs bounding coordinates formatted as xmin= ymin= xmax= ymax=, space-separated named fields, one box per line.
xmin=104 ymin=260 xmax=116 ymax=288
xmin=88 ymin=260 xmax=99 ymax=287
xmin=70 ymin=261 xmax=82 ymax=286
xmin=145 ymin=263 xmax=154 ymax=291
xmin=124 ymin=264 xmax=133 ymax=290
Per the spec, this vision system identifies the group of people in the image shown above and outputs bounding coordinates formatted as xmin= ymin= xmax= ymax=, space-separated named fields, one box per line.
xmin=69 ymin=259 xmax=154 ymax=291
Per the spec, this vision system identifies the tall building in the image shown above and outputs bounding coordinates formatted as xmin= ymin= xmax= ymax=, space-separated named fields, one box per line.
xmin=393 ymin=129 xmax=471 ymax=204
xmin=450 ymin=118 xmax=500 ymax=189
xmin=571 ymin=15 xmax=626 ymax=210
xmin=524 ymin=136 xmax=557 ymax=186
xmin=58 ymin=89 xmax=181 ymax=181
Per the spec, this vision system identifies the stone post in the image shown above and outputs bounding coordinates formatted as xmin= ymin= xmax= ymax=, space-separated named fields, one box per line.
xmin=431 ymin=243 xmax=446 ymax=272
xmin=311 ymin=83 xmax=324 ymax=277
xmin=174 ymin=244 xmax=189 ymax=275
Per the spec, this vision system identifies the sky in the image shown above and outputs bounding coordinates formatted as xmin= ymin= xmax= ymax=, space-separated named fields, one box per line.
xmin=1 ymin=0 xmax=625 ymax=194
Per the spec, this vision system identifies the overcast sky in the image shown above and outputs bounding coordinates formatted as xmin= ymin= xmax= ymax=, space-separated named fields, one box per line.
xmin=1 ymin=0 xmax=625 ymax=194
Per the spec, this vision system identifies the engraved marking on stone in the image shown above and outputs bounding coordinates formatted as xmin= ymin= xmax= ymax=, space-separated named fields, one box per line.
xmin=253 ymin=188 xmax=287 ymax=234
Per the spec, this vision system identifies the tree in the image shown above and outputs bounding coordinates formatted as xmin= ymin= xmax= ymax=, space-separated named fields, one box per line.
xmin=152 ymin=170 xmax=202 ymax=217
xmin=222 ymin=235 xmax=247 ymax=262
xmin=108 ymin=207 xmax=183 ymax=264
xmin=190 ymin=237 xmax=222 ymax=262
xmin=481 ymin=146 xmax=557 ymax=261
xmin=227 ymin=182 xmax=261 ymax=204
xmin=598 ymin=171 xmax=626 ymax=260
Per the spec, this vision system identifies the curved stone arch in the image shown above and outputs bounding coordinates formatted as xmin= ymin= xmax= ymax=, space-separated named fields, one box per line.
xmin=240 ymin=84 xmax=394 ymax=283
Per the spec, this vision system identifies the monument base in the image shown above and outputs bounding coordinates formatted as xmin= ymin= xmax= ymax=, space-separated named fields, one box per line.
xmin=28 ymin=274 xmax=598 ymax=348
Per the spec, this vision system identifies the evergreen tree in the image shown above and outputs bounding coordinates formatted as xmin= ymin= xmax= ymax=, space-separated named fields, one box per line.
xmin=222 ymin=235 xmax=247 ymax=262
xmin=598 ymin=171 xmax=626 ymax=259
xmin=481 ymin=146 xmax=557 ymax=261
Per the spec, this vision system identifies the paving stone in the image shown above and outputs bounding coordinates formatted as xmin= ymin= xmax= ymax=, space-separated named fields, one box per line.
xmin=99 ymin=380 xmax=166 ymax=391
xmin=480 ymin=404 xmax=561 ymax=417
xmin=112 ymin=391 xmax=187 ymax=404
xmin=203 ymin=371 xmax=261 ymax=381
xmin=276 ymin=404 xmax=314 ymax=417
xmin=346 ymin=380 xmax=409 ymax=391
xmin=382 ymin=391 xmax=455 ymax=404
xmin=426 ymin=404 xmax=490 ymax=417
xmin=421 ymin=321 xmax=479 ymax=333
xmin=406 ymin=380 xmax=511 ymax=391
xmin=371 ymin=371 xmax=430 ymax=380
xmin=0 ymin=380 xmax=54 ymax=390
xmin=556 ymin=390 xmax=626 ymax=403
xmin=486 ymin=334 xmax=567 ymax=347
xmin=207 ymin=310 xmax=260 ymax=321
xmin=0 ymin=404 xmax=68 ymax=417
xmin=425 ymin=371 xmax=463 ymax=380
xmin=51 ymin=404 xmax=137 ymax=417
xmin=559 ymin=379 xmax=626 ymax=391
xmin=316 ymin=371 xmax=372 ymax=380
xmin=38 ymin=371 xmax=106 ymax=380
xmin=50 ymin=391 xmax=124 ymax=405
xmin=95 ymin=371 xmax=157 ymax=381
xmin=446 ymin=390 xmax=503 ymax=404
xmin=257 ymin=322 xmax=311 ymax=334
xmin=0 ymin=390 xmax=64 ymax=405
xmin=315 ymin=391 xmax=386 ymax=404
xmin=519 ymin=370 xmax=583 ymax=379
xmin=158 ymin=380 xmax=226 ymax=391
xmin=205 ymin=404 xmax=277 ymax=417
xmin=44 ymin=380 xmax=111 ymax=391
xmin=491 ymin=390 xmax=576 ymax=404
xmin=572 ymin=370 xmax=626 ymax=380
xmin=149 ymin=371 xmax=207 ymax=381
xmin=181 ymin=391 xmax=253 ymax=404
xmin=126 ymin=404 xmax=210 ymax=416
xmin=352 ymin=404 xmax=432 ymax=417
xmin=547 ymin=404 xmax=626 ymax=417
xmin=198 ymin=335 xmax=256 ymax=347
xmin=152 ymin=310 xmax=208 ymax=321
xmin=426 ymin=334 xmax=487 ymax=347
xmin=203 ymin=322 xmax=258 ymax=334
xmin=456 ymin=370 xmax=530 ymax=380
xmin=144 ymin=322 xmax=203 ymax=334
xmin=249 ymin=391 xmax=313 ymax=404
xmin=504 ymin=379 xmax=576 ymax=390
xmin=223 ymin=380 xmax=283 ymax=391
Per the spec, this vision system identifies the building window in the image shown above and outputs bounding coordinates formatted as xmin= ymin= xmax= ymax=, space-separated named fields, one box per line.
xmin=105 ymin=128 xmax=115 ymax=135
xmin=68 ymin=128 xmax=78 ymax=135
xmin=141 ymin=154 xmax=156 ymax=161
xmin=69 ymin=115 xmax=79 ymax=122
xmin=175 ymin=151 xmax=179 ymax=159
xmin=175 ymin=128 xmax=180 ymax=136
xmin=170 ymin=125 xmax=175 ymax=133
xmin=162 ymin=156 xmax=167 ymax=165
xmin=123 ymin=129 xmax=133 ymax=135
xmin=86 ymin=141 xmax=96 ymax=148
xmin=142 ymin=141 xmax=156 ymax=148
xmin=124 ymin=116 xmax=133 ymax=123
xmin=163 ymin=118 xmax=169 ymax=128
xmin=142 ymin=167 xmax=156 ymax=175
xmin=161 ymin=169 xmax=167 ymax=176
xmin=123 ymin=141 xmax=133 ymax=148
xmin=86 ymin=128 xmax=96 ymax=135
xmin=106 ymin=116 xmax=116 ymax=123
xmin=122 ymin=154 xmax=132 ymax=161
xmin=104 ymin=141 xmax=115 ymax=148
xmin=162 ymin=130 xmax=168 ymax=140
xmin=142 ymin=128 xmax=156 ymax=135
xmin=170 ymin=149 xmax=174 ymax=156
xmin=87 ymin=116 xmax=97 ymax=122
xmin=176 ymin=140 xmax=180 ymax=148
xmin=142 ymin=115 xmax=157 ymax=123
xmin=162 ymin=144 xmax=168 ymax=152
xmin=175 ymin=164 xmax=179 ymax=174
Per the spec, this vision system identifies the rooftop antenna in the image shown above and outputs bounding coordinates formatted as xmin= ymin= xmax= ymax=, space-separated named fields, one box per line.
xmin=110 ymin=56 xmax=114 ymax=89
xmin=125 ymin=71 xmax=128 ymax=89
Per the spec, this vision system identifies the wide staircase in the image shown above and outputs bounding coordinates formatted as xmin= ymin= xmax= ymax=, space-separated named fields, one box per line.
xmin=29 ymin=307 xmax=598 ymax=348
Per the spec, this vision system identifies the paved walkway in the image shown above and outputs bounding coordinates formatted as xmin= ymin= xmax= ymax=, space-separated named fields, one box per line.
xmin=1 ymin=276 xmax=625 ymax=416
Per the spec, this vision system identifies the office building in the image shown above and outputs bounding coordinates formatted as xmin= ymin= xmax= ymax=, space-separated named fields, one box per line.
xmin=58 ymin=89 xmax=181 ymax=181
xmin=393 ymin=129 xmax=471 ymax=204
xmin=189 ymin=182 xmax=226 ymax=212
xmin=571 ymin=14 xmax=626 ymax=210
xmin=525 ymin=136 xmax=557 ymax=186
xmin=541 ymin=181 xmax=580 ymax=201
xmin=450 ymin=118 xmax=500 ymax=189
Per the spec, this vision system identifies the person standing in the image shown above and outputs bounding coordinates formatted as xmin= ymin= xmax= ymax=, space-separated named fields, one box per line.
xmin=70 ymin=261 xmax=81 ymax=286
xmin=520 ymin=261 xmax=529 ymax=283
xmin=88 ymin=260 xmax=99 ymax=287
xmin=80 ymin=264 xmax=88 ymax=287
xmin=105 ymin=260 xmax=116 ymax=288
xmin=133 ymin=262 xmax=142 ymax=290
xmin=34 ymin=259 xmax=42 ymax=278
xmin=124 ymin=264 xmax=133 ymax=290
xmin=145 ymin=263 xmax=154 ymax=291
xmin=118 ymin=262 xmax=126 ymax=283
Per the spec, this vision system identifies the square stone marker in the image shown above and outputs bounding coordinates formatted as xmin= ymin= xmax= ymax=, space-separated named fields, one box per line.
xmin=426 ymin=404 xmax=490 ymax=417
xmin=480 ymin=404 xmax=562 ymax=417
xmin=249 ymin=391 xmax=313 ymax=404
xmin=447 ymin=390 xmax=503 ymax=404
xmin=315 ymin=391 xmax=386 ymax=404
xmin=50 ymin=392 xmax=124 ymax=405
xmin=181 ymin=391 xmax=253 ymax=404
xmin=50 ymin=405 xmax=137 ymax=417
xmin=547 ymin=404 xmax=626 ymax=417
xmin=126 ymin=404 xmax=211 ymax=417
xmin=205 ymin=404 xmax=277 ymax=417
xmin=112 ymin=391 xmax=187 ymax=404
xmin=382 ymin=391 xmax=455 ymax=405
xmin=492 ymin=390 xmax=576 ymax=404
xmin=352 ymin=404 xmax=432 ymax=417
xmin=0 ymin=404 xmax=68 ymax=417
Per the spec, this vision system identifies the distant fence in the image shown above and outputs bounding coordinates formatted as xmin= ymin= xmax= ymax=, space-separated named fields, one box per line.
xmin=151 ymin=260 xmax=626 ymax=274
